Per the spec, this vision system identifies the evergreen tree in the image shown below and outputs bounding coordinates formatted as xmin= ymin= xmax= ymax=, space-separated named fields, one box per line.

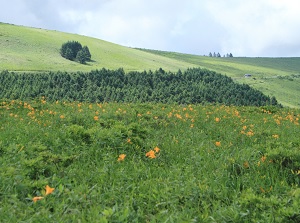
xmin=76 ymin=50 xmax=86 ymax=64
xmin=65 ymin=48 xmax=73 ymax=60
xmin=82 ymin=46 xmax=91 ymax=61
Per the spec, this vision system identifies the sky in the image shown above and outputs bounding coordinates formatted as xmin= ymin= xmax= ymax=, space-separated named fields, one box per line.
xmin=1 ymin=0 xmax=300 ymax=57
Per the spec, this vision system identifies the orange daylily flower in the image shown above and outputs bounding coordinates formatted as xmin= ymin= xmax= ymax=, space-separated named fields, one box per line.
xmin=154 ymin=146 xmax=160 ymax=153
xmin=33 ymin=196 xmax=44 ymax=203
xmin=146 ymin=150 xmax=156 ymax=159
xmin=215 ymin=117 xmax=220 ymax=122
xmin=45 ymin=185 xmax=55 ymax=195
xmin=94 ymin=116 xmax=99 ymax=121
xmin=215 ymin=141 xmax=221 ymax=147
xmin=118 ymin=154 xmax=126 ymax=161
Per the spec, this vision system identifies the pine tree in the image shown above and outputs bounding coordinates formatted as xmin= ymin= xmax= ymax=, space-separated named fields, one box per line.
xmin=76 ymin=50 xmax=86 ymax=64
xmin=82 ymin=46 xmax=91 ymax=61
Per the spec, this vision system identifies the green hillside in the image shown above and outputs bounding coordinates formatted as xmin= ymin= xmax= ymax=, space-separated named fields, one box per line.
xmin=0 ymin=23 xmax=299 ymax=108
xmin=0 ymin=23 xmax=193 ymax=72
xmin=137 ymin=49 xmax=300 ymax=108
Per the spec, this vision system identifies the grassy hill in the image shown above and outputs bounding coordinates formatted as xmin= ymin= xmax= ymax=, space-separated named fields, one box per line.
xmin=0 ymin=22 xmax=299 ymax=108
xmin=0 ymin=22 xmax=193 ymax=72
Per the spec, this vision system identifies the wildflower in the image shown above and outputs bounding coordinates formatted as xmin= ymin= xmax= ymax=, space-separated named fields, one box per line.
xmin=246 ymin=131 xmax=254 ymax=136
xmin=60 ymin=115 xmax=65 ymax=119
xmin=118 ymin=154 xmax=126 ymax=161
xmin=261 ymin=156 xmax=267 ymax=162
xmin=32 ymin=196 xmax=44 ymax=203
xmin=146 ymin=150 xmax=156 ymax=159
xmin=127 ymin=138 xmax=132 ymax=144
xmin=175 ymin=114 xmax=182 ymax=119
xmin=215 ymin=117 xmax=220 ymax=122
xmin=154 ymin=146 xmax=160 ymax=153
xmin=215 ymin=141 xmax=221 ymax=147
xmin=94 ymin=116 xmax=99 ymax=121
xmin=137 ymin=113 xmax=142 ymax=117
xmin=243 ymin=161 xmax=250 ymax=168
xmin=190 ymin=124 xmax=194 ymax=128
xmin=45 ymin=185 xmax=55 ymax=195
xmin=242 ymin=126 xmax=247 ymax=130
xmin=272 ymin=134 xmax=279 ymax=139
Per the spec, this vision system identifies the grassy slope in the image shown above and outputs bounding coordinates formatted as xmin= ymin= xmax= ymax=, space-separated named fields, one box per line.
xmin=0 ymin=23 xmax=193 ymax=72
xmin=137 ymin=49 xmax=300 ymax=108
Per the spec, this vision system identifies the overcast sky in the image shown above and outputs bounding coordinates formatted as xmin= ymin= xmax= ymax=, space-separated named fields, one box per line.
xmin=1 ymin=0 xmax=300 ymax=57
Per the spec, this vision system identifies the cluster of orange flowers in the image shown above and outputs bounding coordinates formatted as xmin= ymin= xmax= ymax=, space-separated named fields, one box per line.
xmin=146 ymin=146 xmax=160 ymax=159
xmin=240 ymin=125 xmax=255 ymax=137
xmin=117 ymin=146 xmax=161 ymax=161
xmin=32 ymin=185 xmax=55 ymax=203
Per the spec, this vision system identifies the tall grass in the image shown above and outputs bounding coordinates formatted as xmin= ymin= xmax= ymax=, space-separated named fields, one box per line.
xmin=1 ymin=99 xmax=299 ymax=222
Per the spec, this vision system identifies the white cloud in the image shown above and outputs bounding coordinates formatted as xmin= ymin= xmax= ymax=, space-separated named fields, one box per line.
xmin=0 ymin=0 xmax=299 ymax=57
xmin=206 ymin=0 xmax=300 ymax=56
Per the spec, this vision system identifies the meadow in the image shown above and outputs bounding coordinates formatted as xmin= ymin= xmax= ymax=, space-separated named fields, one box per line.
xmin=1 ymin=99 xmax=300 ymax=222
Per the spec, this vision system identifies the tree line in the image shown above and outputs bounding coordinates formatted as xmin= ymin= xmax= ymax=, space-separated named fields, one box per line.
xmin=0 ymin=68 xmax=279 ymax=106
xmin=208 ymin=52 xmax=233 ymax=57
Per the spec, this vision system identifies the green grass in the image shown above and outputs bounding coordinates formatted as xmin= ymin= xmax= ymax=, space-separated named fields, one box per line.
xmin=1 ymin=99 xmax=300 ymax=222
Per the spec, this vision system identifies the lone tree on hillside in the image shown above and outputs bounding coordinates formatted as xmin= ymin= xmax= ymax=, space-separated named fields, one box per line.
xmin=60 ymin=41 xmax=91 ymax=64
